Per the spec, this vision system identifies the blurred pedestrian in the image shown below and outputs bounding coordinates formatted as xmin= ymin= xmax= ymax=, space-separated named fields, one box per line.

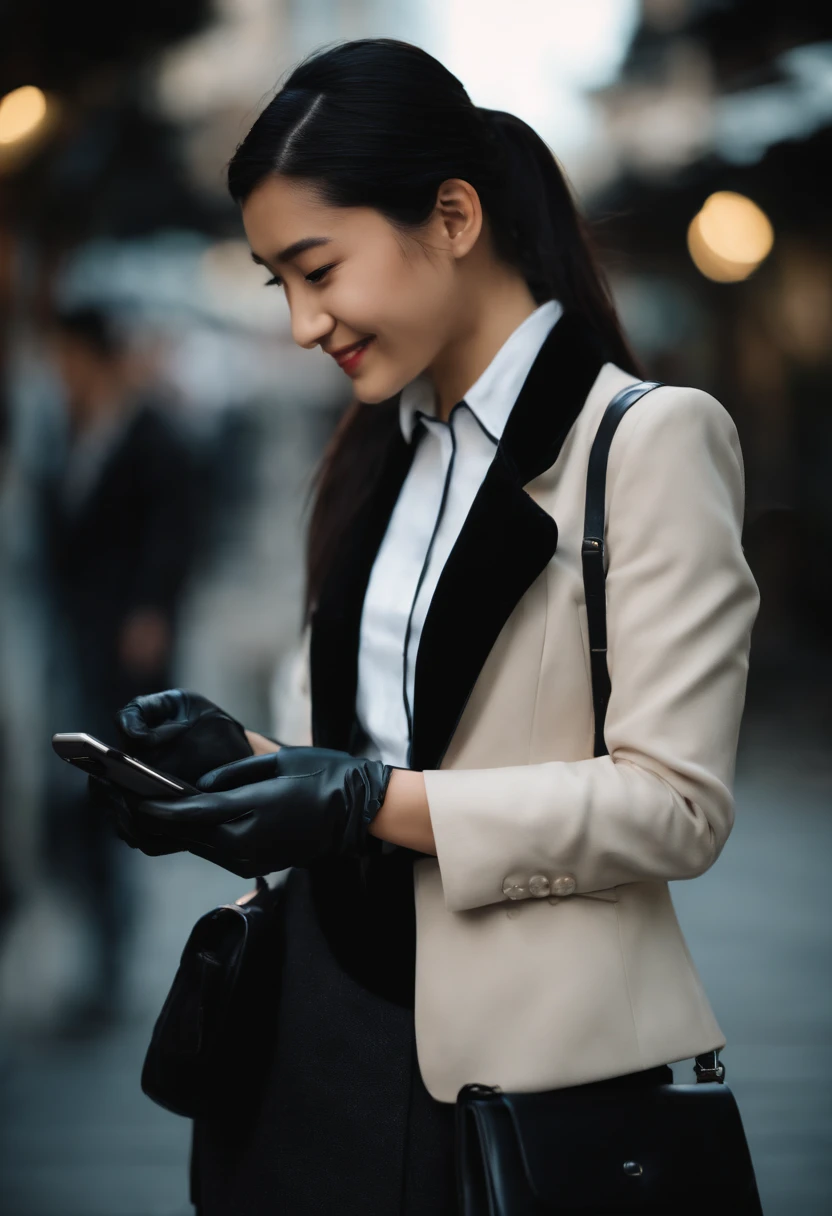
xmin=93 ymin=38 xmax=759 ymax=1216
xmin=41 ymin=304 xmax=198 ymax=1029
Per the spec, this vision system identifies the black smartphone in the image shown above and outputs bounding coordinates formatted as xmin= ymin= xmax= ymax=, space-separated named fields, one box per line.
xmin=52 ymin=733 xmax=198 ymax=799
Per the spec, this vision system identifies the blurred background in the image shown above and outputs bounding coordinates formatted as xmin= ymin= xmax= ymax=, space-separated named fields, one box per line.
xmin=0 ymin=2 xmax=830 ymax=1213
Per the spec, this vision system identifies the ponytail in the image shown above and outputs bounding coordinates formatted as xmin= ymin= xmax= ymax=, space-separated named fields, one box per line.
xmin=480 ymin=108 xmax=639 ymax=375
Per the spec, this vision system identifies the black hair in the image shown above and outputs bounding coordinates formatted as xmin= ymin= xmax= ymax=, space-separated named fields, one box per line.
xmin=51 ymin=305 xmax=126 ymax=361
xmin=227 ymin=38 xmax=641 ymax=620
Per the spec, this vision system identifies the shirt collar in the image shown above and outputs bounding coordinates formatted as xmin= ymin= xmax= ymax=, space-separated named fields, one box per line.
xmin=398 ymin=298 xmax=563 ymax=444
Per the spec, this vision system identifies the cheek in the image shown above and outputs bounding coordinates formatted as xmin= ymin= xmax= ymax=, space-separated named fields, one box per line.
xmin=330 ymin=247 xmax=455 ymax=401
xmin=346 ymin=256 xmax=450 ymax=345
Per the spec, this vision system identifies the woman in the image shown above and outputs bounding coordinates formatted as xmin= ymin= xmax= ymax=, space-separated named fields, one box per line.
xmin=104 ymin=37 xmax=760 ymax=1216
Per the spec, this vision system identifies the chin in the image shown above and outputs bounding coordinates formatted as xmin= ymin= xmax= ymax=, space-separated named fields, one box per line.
xmin=357 ymin=390 xmax=393 ymax=406
xmin=356 ymin=376 xmax=405 ymax=406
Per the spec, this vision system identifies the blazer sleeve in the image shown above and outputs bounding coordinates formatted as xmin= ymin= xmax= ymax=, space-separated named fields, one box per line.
xmin=423 ymin=386 xmax=761 ymax=912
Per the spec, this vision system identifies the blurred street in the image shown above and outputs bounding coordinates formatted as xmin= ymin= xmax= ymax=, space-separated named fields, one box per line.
xmin=1 ymin=701 xmax=830 ymax=1216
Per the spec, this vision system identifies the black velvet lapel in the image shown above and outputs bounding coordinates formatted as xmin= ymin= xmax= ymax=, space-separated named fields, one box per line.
xmin=309 ymin=310 xmax=609 ymax=768
xmin=309 ymin=411 xmax=416 ymax=752
xmin=409 ymin=311 xmax=608 ymax=770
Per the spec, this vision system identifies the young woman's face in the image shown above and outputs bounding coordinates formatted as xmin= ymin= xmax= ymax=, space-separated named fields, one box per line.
xmin=241 ymin=175 xmax=476 ymax=403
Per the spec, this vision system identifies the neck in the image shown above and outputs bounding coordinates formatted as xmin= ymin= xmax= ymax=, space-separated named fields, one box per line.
xmin=428 ymin=273 xmax=540 ymax=422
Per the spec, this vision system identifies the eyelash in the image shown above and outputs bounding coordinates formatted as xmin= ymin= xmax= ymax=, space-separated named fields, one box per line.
xmin=265 ymin=264 xmax=334 ymax=288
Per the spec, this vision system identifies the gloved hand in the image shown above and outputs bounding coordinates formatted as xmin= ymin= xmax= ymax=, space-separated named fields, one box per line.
xmin=90 ymin=773 xmax=251 ymax=869
xmin=131 ymin=747 xmax=395 ymax=879
xmin=88 ymin=774 xmax=186 ymax=858
xmin=115 ymin=689 xmax=256 ymax=786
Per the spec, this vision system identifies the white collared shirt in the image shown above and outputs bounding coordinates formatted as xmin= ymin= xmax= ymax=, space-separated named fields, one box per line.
xmin=355 ymin=298 xmax=563 ymax=768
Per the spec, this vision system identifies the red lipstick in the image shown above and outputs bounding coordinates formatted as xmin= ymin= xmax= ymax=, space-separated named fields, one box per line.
xmin=331 ymin=337 xmax=374 ymax=375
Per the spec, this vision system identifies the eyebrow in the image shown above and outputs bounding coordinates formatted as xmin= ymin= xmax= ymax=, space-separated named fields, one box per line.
xmin=250 ymin=236 xmax=332 ymax=268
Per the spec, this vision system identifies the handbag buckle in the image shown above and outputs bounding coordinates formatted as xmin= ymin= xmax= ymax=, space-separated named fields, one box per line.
xmin=693 ymin=1051 xmax=725 ymax=1083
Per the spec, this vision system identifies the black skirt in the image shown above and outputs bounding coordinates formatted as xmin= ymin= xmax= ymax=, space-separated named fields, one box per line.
xmin=190 ymin=857 xmax=458 ymax=1215
xmin=189 ymin=855 xmax=673 ymax=1215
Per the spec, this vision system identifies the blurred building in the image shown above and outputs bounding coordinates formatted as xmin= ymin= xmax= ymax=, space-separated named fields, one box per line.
xmin=588 ymin=0 xmax=832 ymax=698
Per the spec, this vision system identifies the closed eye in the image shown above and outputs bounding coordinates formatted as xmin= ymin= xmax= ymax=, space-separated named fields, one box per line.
xmin=264 ymin=264 xmax=335 ymax=289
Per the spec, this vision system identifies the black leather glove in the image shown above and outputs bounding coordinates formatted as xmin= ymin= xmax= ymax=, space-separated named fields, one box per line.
xmin=115 ymin=689 xmax=256 ymax=786
xmin=132 ymin=747 xmax=394 ymax=879
xmin=88 ymin=774 xmax=186 ymax=858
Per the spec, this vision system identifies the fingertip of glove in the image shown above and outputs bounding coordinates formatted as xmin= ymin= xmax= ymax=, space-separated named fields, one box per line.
xmin=134 ymin=798 xmax=189 ymax=826
xmin=196 ymin=767 xmax=222 ymax=792
xmin=114 ymin=705 xmax=140 ymax=736
xmin=195 ymin=753 xmax=271 ymax=792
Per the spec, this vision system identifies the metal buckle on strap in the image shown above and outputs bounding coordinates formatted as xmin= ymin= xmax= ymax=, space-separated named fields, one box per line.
xmin=694 ymin=1051 xmax=726 ymax=1083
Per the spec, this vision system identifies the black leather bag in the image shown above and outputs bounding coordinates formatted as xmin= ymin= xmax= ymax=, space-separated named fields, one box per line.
xmin=141 ymin=873 xmax=285 ymax=1119
xmin=456 ymin=1061 xmax=762 ymax=1215
xmin=454 ymin=382 xmax=764 ymax=1216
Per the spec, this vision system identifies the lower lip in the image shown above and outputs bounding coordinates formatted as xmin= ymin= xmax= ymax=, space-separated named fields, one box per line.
xmin=335 ymin=338 xmax=374 ymax=375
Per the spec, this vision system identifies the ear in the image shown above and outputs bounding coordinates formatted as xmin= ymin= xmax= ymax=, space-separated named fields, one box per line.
xmin=433 ymin=178 xmax=483 ymax=260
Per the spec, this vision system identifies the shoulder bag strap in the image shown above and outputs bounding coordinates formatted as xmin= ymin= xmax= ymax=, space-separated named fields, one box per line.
xmin=581 ymin=380 xmax=662 ymax=759
xmin=580 ymin=378 xmax=726 ymax=1085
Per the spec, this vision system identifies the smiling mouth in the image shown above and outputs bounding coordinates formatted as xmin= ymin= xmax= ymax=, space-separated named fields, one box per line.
xmin=333 ymin=337 xmax=375 ymax=366
xmin=334 ymin=337 xmax=372 ymax=357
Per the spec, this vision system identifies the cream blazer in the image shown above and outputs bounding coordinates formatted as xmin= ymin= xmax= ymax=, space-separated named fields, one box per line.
xmin=282 ymin=313 xmax=760 ymax=1104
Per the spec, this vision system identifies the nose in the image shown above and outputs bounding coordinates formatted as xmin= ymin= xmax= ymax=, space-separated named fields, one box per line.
xmin=289 ymin=295 xmax=334 ymax=351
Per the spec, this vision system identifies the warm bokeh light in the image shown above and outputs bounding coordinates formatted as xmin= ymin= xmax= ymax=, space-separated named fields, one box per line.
xmin=687 ymin=191 xmax=774 ymax=282
xmin=699 ymin=191 xmax=774 ymax=264
xmin=0 ymin=85 xmax=48 ymax=145
xmin=687 ymin=212 xmax=752 ymax=282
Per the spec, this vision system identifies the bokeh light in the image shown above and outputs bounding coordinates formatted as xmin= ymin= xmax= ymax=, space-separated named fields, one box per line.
xmin=0 ymin=85 xmax=47 ymax=145
xmin=687 ymin=190 xmax=774 ymax=282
